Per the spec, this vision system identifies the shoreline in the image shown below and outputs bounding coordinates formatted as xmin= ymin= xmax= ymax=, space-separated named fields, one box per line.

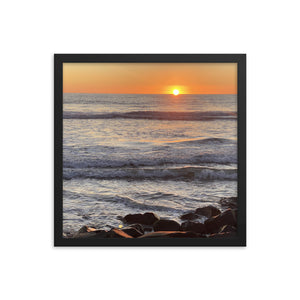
xmin=64 ymin=197 xmax=237 ymax=239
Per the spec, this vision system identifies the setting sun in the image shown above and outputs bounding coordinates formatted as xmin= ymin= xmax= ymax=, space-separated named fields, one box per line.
xmin=173 ymin=89 xmax=179 ymax=96
xmin=64 ymin=63 xmax=237 ymax=94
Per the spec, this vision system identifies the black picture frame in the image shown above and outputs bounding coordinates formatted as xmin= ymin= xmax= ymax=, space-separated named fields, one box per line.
xmin=54 ymin=54 xmax=246 ymax=247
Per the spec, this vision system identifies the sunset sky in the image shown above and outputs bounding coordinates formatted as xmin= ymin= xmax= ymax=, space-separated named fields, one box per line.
xmin=63 ymin=63 xmax=237 ymax=94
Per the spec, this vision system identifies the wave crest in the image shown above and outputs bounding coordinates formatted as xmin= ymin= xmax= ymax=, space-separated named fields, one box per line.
xmin=64 ymin=153 xmax=237 ymax=169
xmin=64 ymin=111 xmax=237 ymax=121
xmin=63 ymin=166 xmax=237 ymax=181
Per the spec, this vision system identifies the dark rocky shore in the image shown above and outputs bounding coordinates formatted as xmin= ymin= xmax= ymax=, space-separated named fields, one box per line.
xmin=64 ymin=197 xmax=237 ymax=239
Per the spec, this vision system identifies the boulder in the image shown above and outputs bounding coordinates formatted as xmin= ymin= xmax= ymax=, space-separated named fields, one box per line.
xmin=126 ymin=223 xmax=144 ymax=234
xmin=73 ymin=226 xmax=108 ymax=238
xmin=121 ymin=226 xmax=144 ymax=238
xmin=123 ymin=212 xmax=160 ymax=225
xmin=123 ymin=213 xmax=143 ymax=224
xmin=180 ymin=212 xmax=199 ymax=220
xmin=219 ymin=225 xmax=237 ymax=233
xmin=205 ymin=209 xmax=237 ymax=233
xmin=153 ymin=219 xmax=181 ymax=231
xmin=74 ymin=225 xmax=96 ymax=234
xmin=107 ymin=228 xmax=133 ymax=238
xmin=219 ymin=197 xmax=238 ymax=209
xmin=180 ymin=221 xmax=206 ymax=234
xmin=138 ymin=231 xmax=202 ymax=238
xmin=195 ymin=205 xmax=221 ymax=218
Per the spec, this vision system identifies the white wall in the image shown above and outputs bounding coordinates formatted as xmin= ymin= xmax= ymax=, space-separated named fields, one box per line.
xmin=1 ymin=1 xmax=299 ymax=299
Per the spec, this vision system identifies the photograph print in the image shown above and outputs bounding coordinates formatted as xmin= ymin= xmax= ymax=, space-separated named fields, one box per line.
xmin=55 ymin=54 xmax=246 ymax=246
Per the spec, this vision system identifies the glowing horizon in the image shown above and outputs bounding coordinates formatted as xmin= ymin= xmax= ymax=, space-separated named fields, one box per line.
xmin=63 ymin=63 xmax=237 ymax=94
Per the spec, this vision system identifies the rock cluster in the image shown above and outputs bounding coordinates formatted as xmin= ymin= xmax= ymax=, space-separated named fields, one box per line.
xmin=66 ymin=197 xmax=238 ymax=239
xmin=180 ymin=205 xmax=221 ymax=221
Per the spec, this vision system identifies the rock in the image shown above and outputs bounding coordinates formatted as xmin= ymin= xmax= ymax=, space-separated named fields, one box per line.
xmin=75 ymin=225 xmax=96 ymax=234
xmin=153 ymin=219 xmax=181 ymax=231
xmin=73 ymin=226 xmax=97 ymax=238
xmin=123 ymin=213 xmax=143 ymax=224
xmin=123 ymin=212 xmax=160 ymax=225
xmin=138 ymin=231 xmax=203 ymax=238
xmin=73 ymin=226 xmax=108 ymax=238
xmin=205 ymin=209 xmax=237 ymax=233
xmin=121 ymin=226 xmax=143 ymax=238
xmin=195 ymin=205 xmax=221 ymax=218
xmin=180 ymin=212 xmax=198 ymax=220
xmin=219 ymin=225 xmax=237 ymax=233
xmin=63 ymin=232 xmax=74 ymax=238
xmin=220 ymin=197 xmax=237 ymax=209
xmin=180 ymin=221 xmax=206 ymax=234
xmin=126 ymin=223 xmax=144 ymax=234
xmin=107 ymin=228 xmax=133 ymax=238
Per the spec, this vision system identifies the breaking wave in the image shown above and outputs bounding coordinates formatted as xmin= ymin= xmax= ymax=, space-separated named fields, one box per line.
xmin=64 ymin=111 xmax=237 ymax=121
xmin=63 ymin=153 xmax=237 ymax=169
xmin=63 ymin=166 xmax=237 ymax=181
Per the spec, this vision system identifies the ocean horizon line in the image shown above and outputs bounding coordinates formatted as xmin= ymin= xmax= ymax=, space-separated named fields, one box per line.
xmin=63 ymin=92 xmax=237 ymax=95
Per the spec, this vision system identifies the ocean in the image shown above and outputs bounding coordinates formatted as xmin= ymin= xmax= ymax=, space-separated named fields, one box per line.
xmin=63 ymin=93 xmax=237 ymax=234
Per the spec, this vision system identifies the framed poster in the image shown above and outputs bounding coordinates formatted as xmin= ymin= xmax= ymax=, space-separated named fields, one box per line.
xmin=54 ymin=54 xmax=246 ymax=246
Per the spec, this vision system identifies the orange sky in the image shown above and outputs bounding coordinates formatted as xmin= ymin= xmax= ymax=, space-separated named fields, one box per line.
xmin=63 ymin=63 xmax=237 ymax=94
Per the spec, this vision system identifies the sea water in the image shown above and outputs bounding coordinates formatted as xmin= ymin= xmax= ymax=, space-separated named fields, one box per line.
xmin=63 ymin=93 xmax=237 ymax=233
